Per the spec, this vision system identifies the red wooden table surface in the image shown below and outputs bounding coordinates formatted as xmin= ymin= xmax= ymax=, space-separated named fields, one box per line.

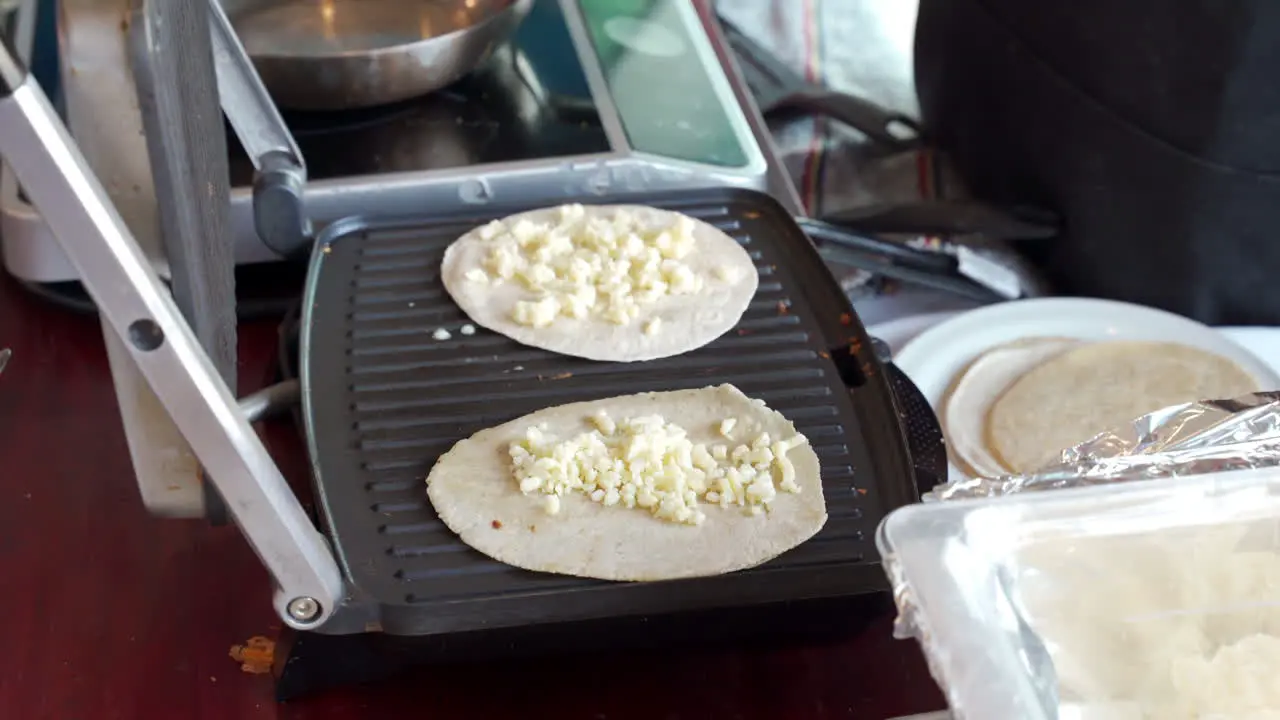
xmin=0 ymin=270 xmax=945 ymax=719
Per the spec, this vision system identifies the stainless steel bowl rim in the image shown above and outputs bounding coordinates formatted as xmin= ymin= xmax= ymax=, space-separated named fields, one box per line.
xmin=234 ymin=0 xmax=524 ymax=61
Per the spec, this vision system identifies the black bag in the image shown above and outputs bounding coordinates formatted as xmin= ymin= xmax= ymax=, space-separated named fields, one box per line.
xmin=915 ymin=0 xmax=1280 ymax=324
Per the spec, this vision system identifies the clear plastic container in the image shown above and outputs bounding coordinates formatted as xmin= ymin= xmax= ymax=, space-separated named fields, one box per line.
xmin=878 ymin=466 xmax=1280 ymax=720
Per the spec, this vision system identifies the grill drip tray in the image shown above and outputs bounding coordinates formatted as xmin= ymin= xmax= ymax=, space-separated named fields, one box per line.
xmin=297 ymin=188 xmax=919 ymax=639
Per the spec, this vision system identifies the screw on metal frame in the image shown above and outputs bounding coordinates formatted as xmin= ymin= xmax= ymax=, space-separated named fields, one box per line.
xmin=286 ymin=596 xmax=320 ymax=623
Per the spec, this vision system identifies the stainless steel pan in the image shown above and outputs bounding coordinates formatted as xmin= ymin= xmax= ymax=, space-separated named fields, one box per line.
xmin=220 ymin=0 xmax=533 ymax=110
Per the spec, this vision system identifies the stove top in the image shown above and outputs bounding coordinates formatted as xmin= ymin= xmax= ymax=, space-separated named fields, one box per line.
xmin=227 ymin=0 xmax=611 ymax=186
xmin=3 ymin=0 xmax=775 ymax=287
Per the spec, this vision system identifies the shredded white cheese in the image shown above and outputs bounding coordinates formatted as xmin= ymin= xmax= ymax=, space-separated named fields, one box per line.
xmin=719 ymin=418 xmax=737 ymax=438
xmin=714 ymin=266 xmax=740 ymax=283
xmin=507 ymin=412 xmax=808 ymax=525
xmin=1019 ymin=522 xmax=1280 ymax=717
xmin=468 ymin=205 xmax=734 ymax=333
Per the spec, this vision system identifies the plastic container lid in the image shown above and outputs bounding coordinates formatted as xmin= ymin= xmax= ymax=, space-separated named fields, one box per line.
xmin=878 ymin=466 xmax=1280 ymax=719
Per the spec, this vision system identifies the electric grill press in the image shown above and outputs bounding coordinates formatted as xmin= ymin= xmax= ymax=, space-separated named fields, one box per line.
xmin=0 ymin=2 xmax=932 ymax=698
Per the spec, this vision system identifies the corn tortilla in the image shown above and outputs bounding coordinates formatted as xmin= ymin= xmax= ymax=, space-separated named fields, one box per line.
xmin=440 ymin=204 xmax=759 ymax=362
xmin=940 ymin=337 xmax=1080 ymax=478
xmin=425 ymin=385 xmax=827 ymax=581
xmin=986 ymin=341 xmax=1260 ymax=473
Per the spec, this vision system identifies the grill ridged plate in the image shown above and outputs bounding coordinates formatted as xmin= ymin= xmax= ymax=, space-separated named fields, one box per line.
xmin=301 ymin=188 xmax=916 ymax=636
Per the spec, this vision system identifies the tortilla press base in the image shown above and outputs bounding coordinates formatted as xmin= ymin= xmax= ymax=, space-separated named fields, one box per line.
xmin=289 ymin=187 xmax=926 ymax=681
xmin=271 ymin=594 xmax=894 ymax=701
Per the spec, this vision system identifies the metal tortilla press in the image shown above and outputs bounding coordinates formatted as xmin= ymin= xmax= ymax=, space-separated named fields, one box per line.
xmin=0 ymin=0 xmax=934 ymax=698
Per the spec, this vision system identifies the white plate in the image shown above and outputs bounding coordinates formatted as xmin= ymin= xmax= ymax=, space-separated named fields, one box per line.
xmin=891 ymin=298 xmax=1280 ymax=483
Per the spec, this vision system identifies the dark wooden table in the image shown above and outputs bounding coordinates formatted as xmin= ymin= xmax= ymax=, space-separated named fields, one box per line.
xmin=0 ymin=271 xmax=945 ymax=719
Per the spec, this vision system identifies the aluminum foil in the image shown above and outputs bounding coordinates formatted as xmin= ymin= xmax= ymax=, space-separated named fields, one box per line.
xmin=927 ymin=391 xmax=1280 ymax=501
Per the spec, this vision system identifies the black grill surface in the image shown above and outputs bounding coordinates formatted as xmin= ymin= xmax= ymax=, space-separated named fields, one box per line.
xmin=301 ymin=188 xmax=917 ymax=636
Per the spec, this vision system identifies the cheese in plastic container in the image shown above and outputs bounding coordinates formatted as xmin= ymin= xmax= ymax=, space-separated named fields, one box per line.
xmin=878 ymin=466 xmax=1280 ymax=720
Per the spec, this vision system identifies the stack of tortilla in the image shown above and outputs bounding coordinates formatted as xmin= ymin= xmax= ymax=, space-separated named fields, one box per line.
xmin=941 ymin=339 xmax=1262 ymax=478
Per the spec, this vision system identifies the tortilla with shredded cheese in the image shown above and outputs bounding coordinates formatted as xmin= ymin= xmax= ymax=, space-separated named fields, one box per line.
xmin=425 ymin=385 xmax=827 ymax=581
xmin=440 ymin=204 xmax=759 ymax=362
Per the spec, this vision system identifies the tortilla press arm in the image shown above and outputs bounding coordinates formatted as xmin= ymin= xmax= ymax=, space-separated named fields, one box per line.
xmin=206 ymin=0 xmax=312 ymax=259
xmin=0 ymin=35 xmax=343 ymax=630
xmin=205 ymin=0 xmax=307 ymax=422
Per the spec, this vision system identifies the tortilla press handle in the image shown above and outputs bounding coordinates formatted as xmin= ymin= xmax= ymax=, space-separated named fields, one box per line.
xmin=206 ymin=0 xmax=313 ymax=258
xmin=253 ymin=153 xmax=311 ymax=259
xmin=0 ymin=33 xmax=343 ymax=630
